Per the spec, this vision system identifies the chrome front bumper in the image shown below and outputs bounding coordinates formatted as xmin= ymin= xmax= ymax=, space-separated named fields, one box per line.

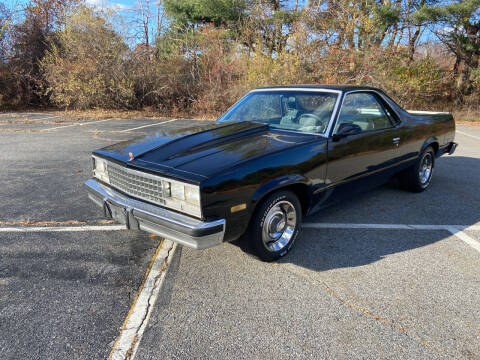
xmin=85 ymin=179 xmax=225 ymax=250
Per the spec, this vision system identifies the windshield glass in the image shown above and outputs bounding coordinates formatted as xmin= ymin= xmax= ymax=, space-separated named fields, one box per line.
xmin=217 ymin=90 xmax=338 ymax=134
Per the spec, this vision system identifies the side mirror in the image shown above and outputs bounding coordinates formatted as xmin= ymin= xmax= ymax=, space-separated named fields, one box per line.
xmin=333 ymin=123 xmax=362 ymax=141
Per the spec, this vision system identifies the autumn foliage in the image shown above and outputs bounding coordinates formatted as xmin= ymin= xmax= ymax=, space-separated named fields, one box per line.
xmin=0 ymin=0 xmax=479 ymax=115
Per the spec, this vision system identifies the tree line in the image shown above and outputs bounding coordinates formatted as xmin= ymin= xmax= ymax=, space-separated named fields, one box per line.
xmin=0 ymin=0 xmax=479 ymax=114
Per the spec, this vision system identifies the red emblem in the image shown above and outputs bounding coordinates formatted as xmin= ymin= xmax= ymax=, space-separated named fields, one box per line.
xmin=129 ymin=152 xmax=133 ymax=160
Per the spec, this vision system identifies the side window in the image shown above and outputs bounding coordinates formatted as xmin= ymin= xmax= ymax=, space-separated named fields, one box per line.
xmin=334 ymin=93 xmax=394 ymax=134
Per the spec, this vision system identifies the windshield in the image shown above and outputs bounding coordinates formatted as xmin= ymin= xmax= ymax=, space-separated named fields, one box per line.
xmin=217 ymin=90 xmax=338 ymax=134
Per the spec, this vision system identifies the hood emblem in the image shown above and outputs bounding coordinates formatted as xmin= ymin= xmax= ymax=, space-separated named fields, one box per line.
xmin=128 ymin=152 xmax=134 ymax=161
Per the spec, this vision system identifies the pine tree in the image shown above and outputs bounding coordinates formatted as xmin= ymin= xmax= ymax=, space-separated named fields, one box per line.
xmin=415 ymin=0 xmax=480 ymax=94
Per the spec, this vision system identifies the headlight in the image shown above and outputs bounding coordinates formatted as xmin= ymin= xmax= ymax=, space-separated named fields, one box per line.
xmin=171 ymin=182 xmax=185 ymax=200
xmin=163 ymin=180 xmax=201 ymax=216
xmin=167 ymin=181 xmax=200 ymax=206
xmin=92 ymin=156 xmax=109 ymax=183
xmin=184 ymin=186 xmax=200 ymax=205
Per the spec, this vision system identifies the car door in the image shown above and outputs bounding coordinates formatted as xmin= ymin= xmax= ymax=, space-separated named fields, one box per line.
xmin=326 ymin=91 xmax=401 ymax=185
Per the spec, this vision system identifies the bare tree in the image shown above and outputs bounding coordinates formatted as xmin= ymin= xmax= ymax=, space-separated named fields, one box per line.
xmin=137 ymin=0 xmax=151 ymax=46
xmin=0 ymin=2 xmax=12 ymax=62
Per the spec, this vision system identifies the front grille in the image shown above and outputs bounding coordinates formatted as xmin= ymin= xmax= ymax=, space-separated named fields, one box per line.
xmin=107 ymin=163 xmax=165 ymax=205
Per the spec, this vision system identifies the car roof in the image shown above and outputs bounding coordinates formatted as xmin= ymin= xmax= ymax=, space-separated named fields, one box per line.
xmin=254 ymin=84 xmax=383 ymax=93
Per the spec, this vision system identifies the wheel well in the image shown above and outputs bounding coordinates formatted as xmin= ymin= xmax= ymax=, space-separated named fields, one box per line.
xmin=429 ymin=142 xmax=439 ymax=156
xmin=258 ymin=183 xmax=309 ymax=216
xmin=248 ymin=183 xmax=310 ymax=231
xmin=285 ymin=183 xmax=310 ymax=215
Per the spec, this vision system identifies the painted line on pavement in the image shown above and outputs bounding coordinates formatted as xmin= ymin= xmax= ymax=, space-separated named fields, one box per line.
xmin=109 ymin=240 xmax=176 ymax=360
xmin=34 ymin=115 xmax=62 ymax=121
xmin=119 ymin=119 xmax=177 ymax=132
xmin=303 ymin=223 xmax=480 ymax=254
xmin=457 ymin=130 xmax=480 ymax=141
xmin=0 ymin=112 xmax=57 ymax=117
xmin=11 ymin=112 xmax=57 ymax=116
xmin=43 ymin=118 xmax=117 ymax=131
xmin=303 ymin=223 xmax=480 ymax=231
xmin=445 ymin=226 xmax=480 ymax=254
xmin=455 ymin=224 xmax=480 ymax=231
xmin=0 ymin=225 xmax=125 ymax=232
xmin=304 ymin=223 xmax=413 ymax=230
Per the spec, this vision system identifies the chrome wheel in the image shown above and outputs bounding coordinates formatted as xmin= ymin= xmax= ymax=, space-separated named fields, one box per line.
xmin=419 ymin=153 xmax=433 ymax=185
xmin=262 ymin=200 xmax=297 ymax=252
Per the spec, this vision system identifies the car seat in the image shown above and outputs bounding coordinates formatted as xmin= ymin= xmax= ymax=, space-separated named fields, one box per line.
xmin=280 ymin=97 xmax=299 ymax=127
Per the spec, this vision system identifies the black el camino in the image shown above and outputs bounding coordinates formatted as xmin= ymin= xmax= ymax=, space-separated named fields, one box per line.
xmin=85 ymin=85 xmax=457 ymax=261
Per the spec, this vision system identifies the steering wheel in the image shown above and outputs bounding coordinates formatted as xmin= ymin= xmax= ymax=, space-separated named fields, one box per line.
xmin=297 ymin=113 xmax=326 ymax=130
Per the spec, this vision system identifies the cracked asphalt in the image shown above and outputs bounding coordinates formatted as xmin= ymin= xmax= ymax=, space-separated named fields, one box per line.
xmin=1 ymin=113 xmax=479 ymax=359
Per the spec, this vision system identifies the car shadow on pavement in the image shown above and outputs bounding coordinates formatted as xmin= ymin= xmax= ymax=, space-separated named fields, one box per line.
xmin=273 ymin=155 xmax=480 ymax=272
xmin=278 ymin=227 xmax=451 ymax=272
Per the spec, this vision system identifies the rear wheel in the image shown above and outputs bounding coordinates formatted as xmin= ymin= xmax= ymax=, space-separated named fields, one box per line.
xmin=398 ymin=146 xmax=435 ymax=192
xmin=244 ymin=190 xmax=302 ymax=261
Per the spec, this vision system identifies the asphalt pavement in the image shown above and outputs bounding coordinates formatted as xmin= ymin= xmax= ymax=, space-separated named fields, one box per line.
xmin=0 ymin=113 xmax=479 ymax=359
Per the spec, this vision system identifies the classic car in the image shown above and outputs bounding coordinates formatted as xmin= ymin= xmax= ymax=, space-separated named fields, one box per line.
xmin=85 ymin=85 xmax=457 ymax=261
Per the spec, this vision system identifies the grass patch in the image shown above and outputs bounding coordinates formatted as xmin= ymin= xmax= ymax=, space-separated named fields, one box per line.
xmin=62 ymin=109 xmax=216 ymax=121
xmin=0 ymin=109 xmax=216 ymax=121
xmin=452 ymin=110 xmax=480 ymax=125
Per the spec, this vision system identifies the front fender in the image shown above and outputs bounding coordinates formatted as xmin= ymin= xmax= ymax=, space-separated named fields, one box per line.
xmin=252 ymin=174 xmax=309 ymax=205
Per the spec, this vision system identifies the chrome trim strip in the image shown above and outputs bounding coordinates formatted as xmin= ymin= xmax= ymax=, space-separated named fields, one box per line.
xmin=323 ymin=91 xmax=343 ymax=138
xmin=406 ymin=110 xmax=450 ymax=115
xmin=376 ymin=91 xmax=402 ymax=122
xmin=250 ymin=88 xmax=342 ymax=94
xmin=328 ymin=89 xmax=400 ymax=137
xmin=85 ymin=179 xmax=225 ymax=250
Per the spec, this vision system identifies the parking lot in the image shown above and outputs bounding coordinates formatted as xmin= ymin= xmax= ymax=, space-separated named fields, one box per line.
xmin=0 ymin=112 xmax=479 ymax=359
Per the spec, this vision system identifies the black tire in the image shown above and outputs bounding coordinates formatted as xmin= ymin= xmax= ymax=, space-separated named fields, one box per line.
xmin=244 ymin=190 xmax=302 ymax=262
xmin=398 ymin=146 xmax=435 ymax=192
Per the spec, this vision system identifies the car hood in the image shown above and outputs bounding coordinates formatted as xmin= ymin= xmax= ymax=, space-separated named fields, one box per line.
xmin=94 ymin=121 xmax=318 ymax=182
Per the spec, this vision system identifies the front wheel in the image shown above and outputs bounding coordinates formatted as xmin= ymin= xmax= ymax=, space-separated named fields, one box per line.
xmin=398 ymin=146 xmax=435 ymax=192
xmin=244 ymin=190 xmax=302 ymax=262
